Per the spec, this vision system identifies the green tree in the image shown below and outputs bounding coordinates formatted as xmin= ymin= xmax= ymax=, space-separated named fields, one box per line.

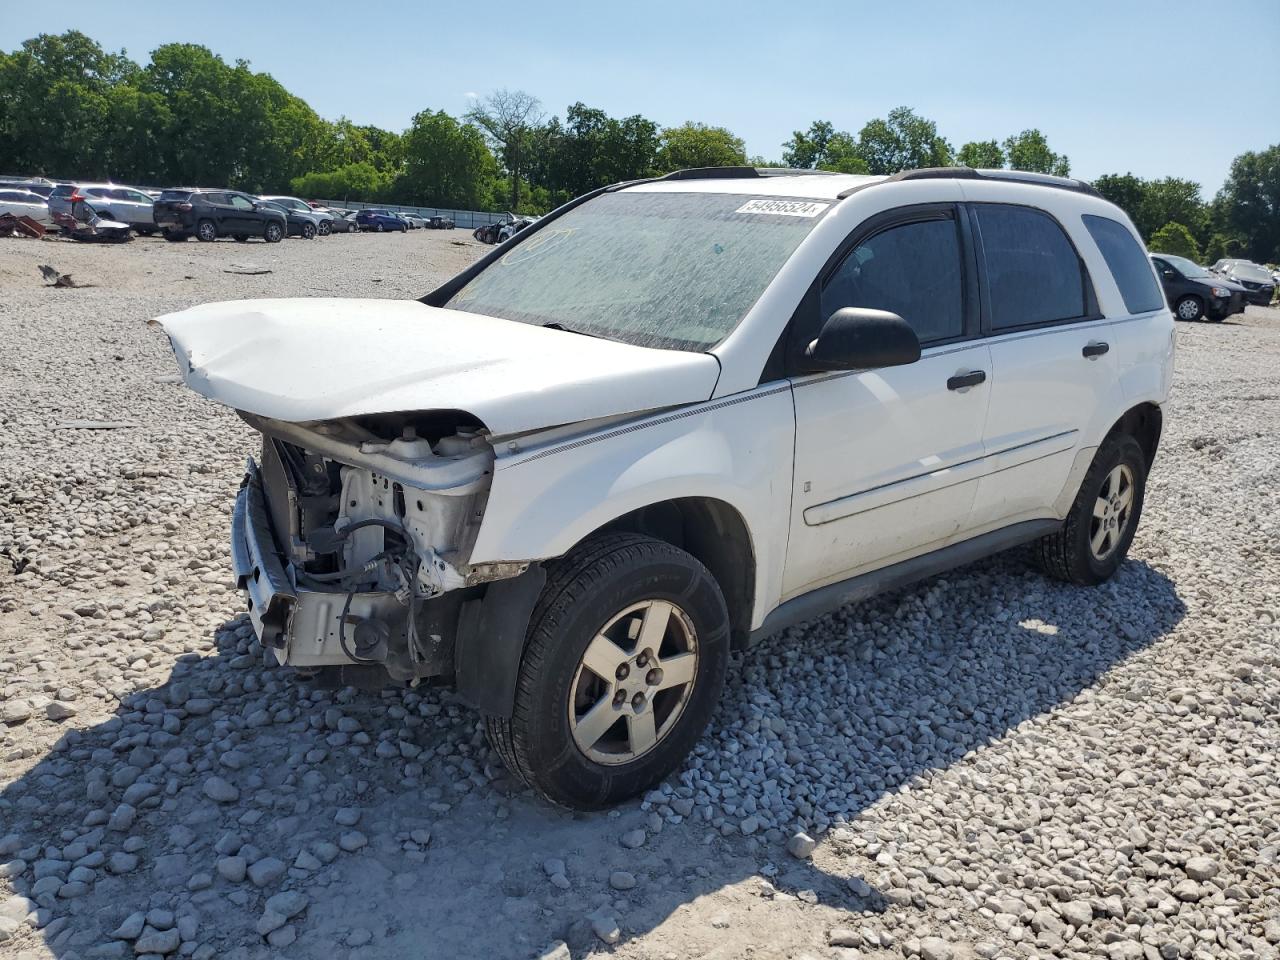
xmin=654 ymin=122 xmax=746 ymax=171
xmin=1139 ymin=178 xmax=1206 ymax=243
xmin=957 ymin=139 xmax=1004 ymax=169
xmin=853 ymin=106 xmax=952 ymax=175
xmin=528 ymin=103 xmax=658 ymax=206
xmin=1092 ymin=173 xmax=1146 ymax=225
xmin=1002 ymin=129 xmax=1069 ymax=176
xmin=1148 ymin=222 xmax=1200 ymax=261
xmin=782 ymin=120 xmax=834 ymax=169
xmin=397 ymin=109 xmax=498 ymax=210
xmin=1200 ymin=233 xmax=1232 ymax=266
xmin=1213 ymin=145 xmax=1280 ymax=264
xmin=290 ymin=162 xmax=387 ymax=202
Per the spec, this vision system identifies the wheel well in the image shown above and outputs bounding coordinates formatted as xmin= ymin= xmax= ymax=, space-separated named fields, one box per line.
xmin=596 ymin=498 xmax=755 ymax=649
xmin=1110 ymin=402 xmax=1163 ymax=467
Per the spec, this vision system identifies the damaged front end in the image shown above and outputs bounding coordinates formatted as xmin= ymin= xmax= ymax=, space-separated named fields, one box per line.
xmin=231 ymin=410 xmax=530 ymax=687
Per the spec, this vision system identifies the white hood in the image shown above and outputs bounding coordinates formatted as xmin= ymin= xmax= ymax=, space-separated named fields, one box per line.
xmin=155 ymin=298 xmax=721 ymax=434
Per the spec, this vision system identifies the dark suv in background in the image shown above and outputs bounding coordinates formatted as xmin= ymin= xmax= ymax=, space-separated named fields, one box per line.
xmin=1151 ymin=253 xmax=1246 ymax=322
xmin=153 ymin=189 xmax=287 ymax=243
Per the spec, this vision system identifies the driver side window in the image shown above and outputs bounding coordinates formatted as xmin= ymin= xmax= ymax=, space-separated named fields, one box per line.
xmin=230 ymin=195 xmax=254 ymax=211
xmin=822 ymin=216 xmax=964 ymax=344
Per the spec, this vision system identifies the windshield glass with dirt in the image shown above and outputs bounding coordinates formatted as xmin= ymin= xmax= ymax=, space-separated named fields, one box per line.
xmin=445 ymin=191 xmax=829 ymax=351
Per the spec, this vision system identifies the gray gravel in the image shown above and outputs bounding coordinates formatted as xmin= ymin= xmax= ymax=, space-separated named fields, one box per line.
xmin=1 ymin=232 xmax=1278 ymax=960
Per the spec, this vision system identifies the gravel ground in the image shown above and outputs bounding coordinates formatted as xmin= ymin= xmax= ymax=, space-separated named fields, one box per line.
xmin=1 ymin=231 xmax=1278 ymax=960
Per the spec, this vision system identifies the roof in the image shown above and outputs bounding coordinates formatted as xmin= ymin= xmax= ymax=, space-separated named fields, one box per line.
xmin=626 ymin=165 xmax=1099 ymax=201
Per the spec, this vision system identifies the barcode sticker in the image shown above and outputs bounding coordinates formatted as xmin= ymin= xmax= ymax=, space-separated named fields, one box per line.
xmin=734 ymin=198 xmax=830 ymax=218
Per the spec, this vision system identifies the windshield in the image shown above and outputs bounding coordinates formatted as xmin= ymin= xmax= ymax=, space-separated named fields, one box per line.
xmin=1161 ymin=254 xmax=1212 ymax=278
xmin=1231 ymin=262 xmax=1272 ymax=282
xmin=445 ymin=190 xmax=829 ymax=351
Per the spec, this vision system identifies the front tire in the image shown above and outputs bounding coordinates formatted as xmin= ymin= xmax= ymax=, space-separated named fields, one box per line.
xmin=1174 ymin=295 xmax=1203 ymax=322
xmin=301 ymin=222 xmax=317 ymax=240
xmin=1035 ymin=433 xmax=1146 ymax=586
xmin=318 ymin=221 xmax=331 ymax=236
xmin=485 ymin=534 xmax=730 ymax=809
xmin=376 ymin=223 xmax=385 ymax=233
xmin=264 ymin=222 xmax=283 ymax=243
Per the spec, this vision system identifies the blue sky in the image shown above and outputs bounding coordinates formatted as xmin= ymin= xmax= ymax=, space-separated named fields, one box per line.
xmin=8 ymin=0 xmax=1277 ymax=194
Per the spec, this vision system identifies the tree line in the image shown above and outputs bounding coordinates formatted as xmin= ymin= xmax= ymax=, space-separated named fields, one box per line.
xmin=2 ymin=31 xmax=1276 ymax=263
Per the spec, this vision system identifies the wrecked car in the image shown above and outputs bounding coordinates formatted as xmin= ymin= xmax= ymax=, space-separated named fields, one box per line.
xmin=156 ymin=166 xmax=1173 ymax=809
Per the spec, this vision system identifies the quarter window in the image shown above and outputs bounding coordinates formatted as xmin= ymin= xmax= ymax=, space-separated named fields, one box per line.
xmin=822 ymin=216 xmax=964 ymax=343
xmin=975 ymin=205 xmax=1087 ymax=330
xmin=1082 ymin=214 xmax=1165 ymax=314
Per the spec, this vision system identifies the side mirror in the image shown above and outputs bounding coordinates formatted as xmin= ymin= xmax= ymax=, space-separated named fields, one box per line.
xmin=1162 ymin=269 xmax=1175 ymax=279
xmin=803 ymin=307 xmax=921 ymax=373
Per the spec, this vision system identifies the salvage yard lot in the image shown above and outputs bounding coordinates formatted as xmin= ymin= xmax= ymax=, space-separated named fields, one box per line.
xmin=1 ymin=232 xmax=1278 ymax=960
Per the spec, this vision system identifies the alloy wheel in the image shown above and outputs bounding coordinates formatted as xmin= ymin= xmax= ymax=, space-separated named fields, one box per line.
xmin=1090 ymin=464 xmax=1135 ymax=561
xmin=568 ymin=599 xmax=699 ymax=765
xmin=1177 ymin=298 xmax=1201 ymax=321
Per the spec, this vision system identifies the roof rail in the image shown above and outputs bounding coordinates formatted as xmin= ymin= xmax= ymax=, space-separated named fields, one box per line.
xmin=837 ymin=166 xmax=1101 ymax=199
xmin=659 ymin=166 xmax=838 ymax=182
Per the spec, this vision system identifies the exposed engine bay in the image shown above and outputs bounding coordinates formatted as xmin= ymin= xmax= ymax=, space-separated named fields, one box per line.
xmin=236 ymin=410 xmax=526 ymax=683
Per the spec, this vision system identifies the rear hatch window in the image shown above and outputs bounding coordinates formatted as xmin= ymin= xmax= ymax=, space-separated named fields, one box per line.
xmin=159 ymin=190 xmax=193 ymax=201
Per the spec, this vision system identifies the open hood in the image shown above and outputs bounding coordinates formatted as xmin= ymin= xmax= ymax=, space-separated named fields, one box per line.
xmin=155 ymin=298 xmax=721 ymax=435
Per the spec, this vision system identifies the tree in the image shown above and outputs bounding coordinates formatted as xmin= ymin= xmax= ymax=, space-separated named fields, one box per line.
xmin=1002 ymin=129 xmax=1069 ymax=176
xmin=1200 ymin=233 xmax=1232 ymax=266
xmin=527 ymin=103 xmax=658 ymax=206
xmin=853 ymin=106 xmax=952 ymax=175
xmin=1139 ymin=178 xmax=1206 ymax=243
xmin=1214 ymin=145 xmax=1280 ymax=264
xmin=1148 ymin=222 xmax=1200 ymax=261
xmin=654 ymin=122 xmax=746 ymax=172
xmin=957 ymin=139 xmax=1004 ymax=169
xmin=1093 ymin=173 xmax=1146 ymax=225
xmin=397 ymin=109 xmax=499 ymax=210
xmin=782 ymin=120 xmax=867 ymax=173
xmin=465 ymin=89 xmax=543 ymax=210
xmin=290 ymin=162 xmax=386 ymax=202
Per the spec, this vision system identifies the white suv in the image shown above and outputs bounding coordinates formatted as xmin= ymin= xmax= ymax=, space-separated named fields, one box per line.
xmin=156 ymin=166 xmax=1174 ymax=808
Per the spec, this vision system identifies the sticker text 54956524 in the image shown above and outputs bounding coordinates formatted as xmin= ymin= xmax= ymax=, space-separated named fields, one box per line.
xmin=734 ymin=198 xmax=830 ymax=218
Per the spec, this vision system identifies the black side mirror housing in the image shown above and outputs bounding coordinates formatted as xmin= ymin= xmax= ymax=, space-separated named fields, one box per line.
xmin=802 ymin=307 xmax=922 ymax=373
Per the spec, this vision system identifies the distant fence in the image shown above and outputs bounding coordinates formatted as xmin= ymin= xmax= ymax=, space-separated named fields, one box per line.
xmin=310 ymin=200 xmax=507 ymax=230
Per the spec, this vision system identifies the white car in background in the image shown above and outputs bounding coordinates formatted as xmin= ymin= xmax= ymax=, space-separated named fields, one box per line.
xmin=0 ymin=187 xmax=51 ymax=221
xmin=68 ymin=184 xmax=157 ymax=233
xmin=155 ymin=166 xmax=1174 ymax=809
xmin=260 ymin=195 xmax=335 ymax=236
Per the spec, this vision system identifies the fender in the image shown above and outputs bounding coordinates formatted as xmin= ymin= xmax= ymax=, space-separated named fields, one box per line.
xmin=469 ymin=384 xmax=797 ymax=631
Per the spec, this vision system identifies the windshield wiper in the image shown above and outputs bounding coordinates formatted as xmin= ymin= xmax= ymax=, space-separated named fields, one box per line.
xmin=541 ymin=321 xmax=602 ymax=339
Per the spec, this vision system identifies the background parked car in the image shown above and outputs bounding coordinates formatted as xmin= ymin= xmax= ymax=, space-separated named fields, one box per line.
xmin=323 ymin=209 xmax=360 ymax=233
xmin=497 ymin=215 xmax=537 ymax=242
xmin=426 ymin=215 xmax=455 ymax=230
xmin=1211 ymin=259 xmax=1276 ymax=306
xmin=0 ymin=178 xmax=57 ymax=198
xmin=69 ymin=184 xmax=157 ymax=234
xmin=355 ymin=209 xmax=407 ymax=232
xmin=153 ymin=188 xmax=287 ymax=243
xmin=1151 ymin=253 xmax=1246 ymax=322
xmin=260 ymin=195 xmax=333 ymax=236
xmin=257 ymin=199 xmax=320 ymax=239
xmin=0 ymin=187 xmax=52 ymax=221
xmin=473 ymin=220 xmax=504 ymax=244
xmin=399 ymin=212 xmax=425 ymax=229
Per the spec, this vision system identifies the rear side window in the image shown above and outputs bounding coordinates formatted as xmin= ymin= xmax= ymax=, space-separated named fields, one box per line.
xmin=822 ymin=216 xmax=964 ymax=343
xmin=975 ymin=205 xmax=1087 ymax=330
xmin=51 ymin=184 xmax=75 ymax=198
xmin=1083 ymin=215 xmax=1164 ymax=314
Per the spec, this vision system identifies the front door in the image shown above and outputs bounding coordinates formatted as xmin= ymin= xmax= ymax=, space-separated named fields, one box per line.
xmin=784 ymin=207 xmax=992 ymax=599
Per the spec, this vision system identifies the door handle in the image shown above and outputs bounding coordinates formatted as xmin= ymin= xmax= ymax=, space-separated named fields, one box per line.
xmin=1082 ymin=341 xmax=1110 ymax=359
xmin=946 ymin=370 xmax=986 ymax=391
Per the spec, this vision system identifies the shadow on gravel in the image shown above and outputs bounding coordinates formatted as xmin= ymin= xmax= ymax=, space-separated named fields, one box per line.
xmin=0 ymin=553 xmax=1185 ymax=960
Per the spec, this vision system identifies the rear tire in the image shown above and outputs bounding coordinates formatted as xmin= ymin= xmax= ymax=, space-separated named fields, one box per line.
xmin=1035 ymin=433 xmax=1146 ymax=586
xmin=1174 ymin=295 xmax=1203 ymax=322
xmin=301 ymin=222 xmax=317 ymax=240
xmin=484 ymin=533 xmax=730 ymax=809
xmin=376 ymin=223 xmax=385 ymax=233
xmin=196 ymin=219 xmax=217 ymax=242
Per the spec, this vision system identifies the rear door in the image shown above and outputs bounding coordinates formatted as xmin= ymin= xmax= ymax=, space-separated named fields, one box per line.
xmin=784 ymin=204 xmax=992 ymax=597
xmin=966 ymin=203 xmax=1116 ymax=530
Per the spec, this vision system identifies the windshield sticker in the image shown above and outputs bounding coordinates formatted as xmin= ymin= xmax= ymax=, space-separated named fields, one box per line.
xmin=734 ymin=198 xmax=830 ymax=218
